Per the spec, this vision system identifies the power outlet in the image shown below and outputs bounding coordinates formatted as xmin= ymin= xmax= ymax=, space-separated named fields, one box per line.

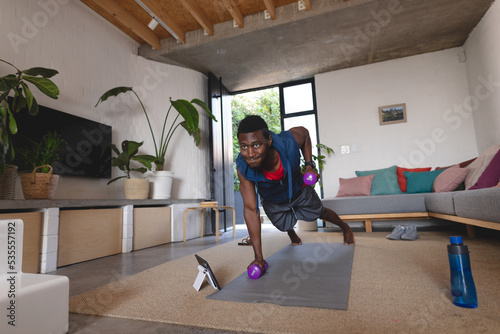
xmin=298 ymin=0 xmax=306 ymax=11
xmin=341 ymin=145 xmax=350 ymax=154
xmin=264 ymin=10 xmax=270 ymax=20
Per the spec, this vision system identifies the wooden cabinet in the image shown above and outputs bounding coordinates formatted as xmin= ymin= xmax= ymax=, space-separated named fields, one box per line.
xmin=0 ymin=212 xmax=43 ymax=273
xmin=133 ymin=206 xmax=171 ymax=250
xmin=57 ymin=208 xmax=123 ymax=267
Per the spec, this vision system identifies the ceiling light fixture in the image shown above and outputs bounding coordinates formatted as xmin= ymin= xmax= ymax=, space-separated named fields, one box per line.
xmin=135 ymin=0 xmax=181 ymax=41
xmin=148 ymin=18 xmax=158 ymax=30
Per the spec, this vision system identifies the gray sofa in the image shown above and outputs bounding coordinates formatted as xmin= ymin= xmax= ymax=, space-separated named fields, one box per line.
xmin=322 ymin=187 xmax=500 ymax=236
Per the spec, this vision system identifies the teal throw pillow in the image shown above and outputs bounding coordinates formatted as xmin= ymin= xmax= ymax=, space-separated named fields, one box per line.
xmin=404 ymin=170 xmax=445 ymax=193
xmin=355 ymin=165 xmax=402 ymax=195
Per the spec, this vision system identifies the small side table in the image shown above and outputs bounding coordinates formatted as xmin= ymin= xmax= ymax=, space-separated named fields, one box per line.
xmin=183 ymin=205 xmax=235 ymax=243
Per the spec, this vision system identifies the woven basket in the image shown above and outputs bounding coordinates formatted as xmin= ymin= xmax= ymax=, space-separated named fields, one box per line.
xmin=20 ymin=165 xmax=59 ymax=199
xmin=0 ymin=164 xmax=18 ymax=200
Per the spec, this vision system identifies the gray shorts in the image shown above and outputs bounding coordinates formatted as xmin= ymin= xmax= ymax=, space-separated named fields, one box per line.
xmin=261 ymin=185 xmax=325 ymax=232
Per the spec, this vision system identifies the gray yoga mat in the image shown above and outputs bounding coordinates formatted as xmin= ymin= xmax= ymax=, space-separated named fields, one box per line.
xmin=207 ymin=243 xmax=355 ymax=310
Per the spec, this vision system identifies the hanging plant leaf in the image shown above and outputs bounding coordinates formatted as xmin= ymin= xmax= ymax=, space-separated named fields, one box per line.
xmin=22 ymin=67 xmax=59 ymax=78
xmin=171 ymin=99 xmax=197 ymax=132
xmin=192 ymin=98 xmax=217 ymax=121
xmin=22 ymin=75 xmax=59 ymax=99
xmin=95 ymin=86 xmax=133 ymax=107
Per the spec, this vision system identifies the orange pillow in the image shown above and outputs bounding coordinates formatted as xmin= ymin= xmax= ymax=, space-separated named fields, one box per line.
xmin=397 ymin=166 xmax=432 ymax=192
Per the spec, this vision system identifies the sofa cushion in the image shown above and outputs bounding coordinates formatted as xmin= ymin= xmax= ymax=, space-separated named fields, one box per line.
xmin=425 ymin=192 xmax=458 ymax=215
xmin=436 ymin=157 xmax=476 ymax=170
xmin=355 ymin=165 xmax=402 ymax=196
xmin=454 ymin=188 xmax=500 ymax=223
xmin=469 ymin=149 xmax=500 ymax=190
xmin=465 ymin=144 xmax=500 ymax=189
xmin=404 ymin=170 xmax=445 ymax=193
xmin=432 ymin=166 xmax=468 ymax=193
xmin=397 ymin=166 xmax=431 ymax=192
xmin=336 ymin=174 xmax=374 ymax=197
xmin=323 ymin=193 xmax=427 ymax=215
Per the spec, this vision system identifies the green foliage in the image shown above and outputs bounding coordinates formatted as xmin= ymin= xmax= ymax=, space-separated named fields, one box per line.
xmin=231 ymin=88 xmax=281 ymax=191
xmin=300 ymin=143 xmax=335 ymax=173
xmin=17 ymin=131 xmax=66 ymax=173
xmin=96 ymin=87 xmax=217 ymax=171
xmin=0 ymin=59 xmax=60 ymax=174
xmin=107 ymin=140 xmax=156 ymax=185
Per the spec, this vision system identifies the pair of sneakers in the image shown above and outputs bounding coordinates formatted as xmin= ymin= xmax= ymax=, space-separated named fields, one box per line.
xmin=386 ymin=225 xmax=420 ymax=240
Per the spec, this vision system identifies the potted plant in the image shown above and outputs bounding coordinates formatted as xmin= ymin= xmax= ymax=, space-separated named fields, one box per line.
xmin=0 ymin=59 xmax=59 ymax=199
xmin=17 ymin=131 xmax=66 ymax=199
xmin=95 ymin=86 xmax=217 ymax=199
xmin=108 ymin=140 xmax=156 ymax=199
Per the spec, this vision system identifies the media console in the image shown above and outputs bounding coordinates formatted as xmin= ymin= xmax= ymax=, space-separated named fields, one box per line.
xmin=0 ymin=199 xmax=209 ymax=273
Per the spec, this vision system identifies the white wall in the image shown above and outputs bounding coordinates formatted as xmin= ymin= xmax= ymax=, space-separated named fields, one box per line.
xmin=315 ymin=48 xmax=479 ymax=198
xmin=1 ymin=0 xmax=211 ymax=200
xmin=464 ymin=0 xmax=500 ymax=153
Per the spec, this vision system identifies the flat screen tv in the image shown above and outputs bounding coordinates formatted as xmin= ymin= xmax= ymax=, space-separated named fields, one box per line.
xmin=11 ymin=103 xmax=112 ymax=179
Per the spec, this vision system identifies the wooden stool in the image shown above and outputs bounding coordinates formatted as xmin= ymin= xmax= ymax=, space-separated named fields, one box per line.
xmin=183 ymin=205 xmax=235 ymax=242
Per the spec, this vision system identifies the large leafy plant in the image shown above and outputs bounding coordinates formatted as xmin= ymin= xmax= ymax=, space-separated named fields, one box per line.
xmin=95 ymin=87 xmax=217 ymax=171
xmin=0 ymin=59 xmax=60 ymax=173
xmin=107 ymin=140 xmax=156 ymax=185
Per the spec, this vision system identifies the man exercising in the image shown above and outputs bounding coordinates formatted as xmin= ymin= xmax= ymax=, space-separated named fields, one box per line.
xmin=236 ymin=115 xmax=355 ymax=271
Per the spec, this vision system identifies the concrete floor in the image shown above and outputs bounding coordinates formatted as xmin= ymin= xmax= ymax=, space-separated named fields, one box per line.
xmin=53 ymin=225 xmax=266 ymax=334
xmin=53 ymin=221 xmax=471 ymax=333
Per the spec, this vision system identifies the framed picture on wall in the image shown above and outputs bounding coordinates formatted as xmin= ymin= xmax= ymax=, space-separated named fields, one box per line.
xmin=378 ymin=103 xmax=407 ymax=125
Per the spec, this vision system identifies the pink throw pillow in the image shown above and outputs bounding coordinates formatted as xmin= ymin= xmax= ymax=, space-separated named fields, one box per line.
xmin=432 ymin=166 xmax=468 ymax=192
xmin=336 ymin=174 xmax=375 ymax=197
xmin=469 ymin=148 xmax=500 ymax=190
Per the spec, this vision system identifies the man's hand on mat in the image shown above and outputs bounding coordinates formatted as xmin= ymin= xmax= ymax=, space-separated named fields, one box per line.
xmin=287 ymin=230 xmax=302 ymax=245
xmin=248 ymin=259 xmax=267 ymax=271
xmin=343 ymin=228 xmax=355 ymax=245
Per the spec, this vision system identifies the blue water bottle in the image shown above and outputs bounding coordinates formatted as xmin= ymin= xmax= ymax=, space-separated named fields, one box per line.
xmin=447 ymin=236 xmax=478 ymax=308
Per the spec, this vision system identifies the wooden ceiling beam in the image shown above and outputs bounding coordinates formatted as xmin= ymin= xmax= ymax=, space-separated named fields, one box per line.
xmin=180 ymin=0 xmax=214 ymax=36
xmin=221 ymin=0 xmax=244 ymax=28
xmin=303 ymin=0 xmax=311 ymax=11
xmin=94 ymin=0 xmax=161 ymax=49
xmin=139 ymin=0 xmax=186 ymax=43
xmin=262 ymin=0 xmax=276 ymax=20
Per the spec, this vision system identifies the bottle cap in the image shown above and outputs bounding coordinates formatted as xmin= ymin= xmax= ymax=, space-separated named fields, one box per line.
xmin=450 ymin=236 xmax=463 ymax=244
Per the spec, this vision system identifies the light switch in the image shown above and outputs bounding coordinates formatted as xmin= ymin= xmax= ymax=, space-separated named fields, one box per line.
xmin=351 ymin=144 xmax=362 ymax=153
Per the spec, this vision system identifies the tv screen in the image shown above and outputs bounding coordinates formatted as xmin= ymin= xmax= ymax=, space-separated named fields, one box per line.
xmin=11 ymin=103 xmax=112 ymax=179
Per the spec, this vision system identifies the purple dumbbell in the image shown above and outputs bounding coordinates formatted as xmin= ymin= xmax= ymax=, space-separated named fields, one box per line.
xmin=303 ymin=173 xmax=317 ymax=185
xmin=248 ymin=261 xmax=269 ymax=280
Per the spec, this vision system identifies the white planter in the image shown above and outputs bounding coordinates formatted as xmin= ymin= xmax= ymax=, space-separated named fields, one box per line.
xmin=123 ymin=178 xmax=149 ymax=199
xmin=297 ymin=219 xmax=318 ymax=231
xmin=145 ymin=171 xmax=174 ymax=199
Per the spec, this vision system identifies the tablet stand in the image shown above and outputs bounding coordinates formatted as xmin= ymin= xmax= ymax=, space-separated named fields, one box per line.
xmin=193 ymin=265 xmax=218 ymax=291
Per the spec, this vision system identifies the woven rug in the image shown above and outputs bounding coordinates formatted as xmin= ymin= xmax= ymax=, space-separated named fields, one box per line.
xmin=70 ymin=231 xmax=500 ymax=334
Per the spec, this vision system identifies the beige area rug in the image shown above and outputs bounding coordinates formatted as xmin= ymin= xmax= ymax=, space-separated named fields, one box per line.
xmin=70 ymin=232 xmax=500 ymax=333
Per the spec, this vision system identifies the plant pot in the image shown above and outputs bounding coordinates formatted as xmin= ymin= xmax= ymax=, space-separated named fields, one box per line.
xmin=0 ymin=164 xmax=18 ymax=200
xmin=20 ymin=165 xmax=59 ymax=200
xmin=145 ymin=171 xmax=174 ymax=199
xmin=123 ymin=178 xmax=149 ymax=199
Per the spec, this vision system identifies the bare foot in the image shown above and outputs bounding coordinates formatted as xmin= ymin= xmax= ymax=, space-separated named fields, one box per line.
xmin=287 ymin=229 xmax=302 ymax=245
